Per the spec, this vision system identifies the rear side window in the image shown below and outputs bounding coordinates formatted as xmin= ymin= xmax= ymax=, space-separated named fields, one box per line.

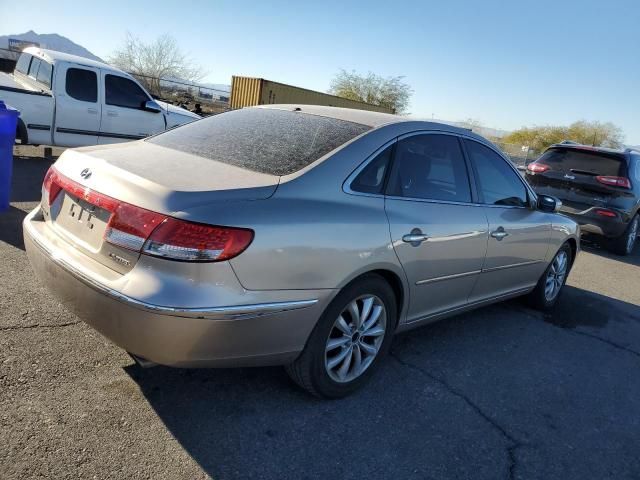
xmin=538 ymin=148 xmax=624 ymax=177
xmin=387 ymin=134 xmax=472 ymax=203
xmin=66 ymin=68 xmax=97 ymax=102
xmin=15 ymin=53 xmax=32 ymax=74
xmin=105 ymin=75 xmax=149 ymax=109
xmin=465 ymin=140 xmax=528 ymax=207
xmin=28 ymin=58 xmax=41 ymax=79
xmin=36 ymin=61 xmax=52 ymax=88
xmin=148 ymin=108 xmax=371 ymax=176
xmin=351 ymin=145 xmax=393 ymax=194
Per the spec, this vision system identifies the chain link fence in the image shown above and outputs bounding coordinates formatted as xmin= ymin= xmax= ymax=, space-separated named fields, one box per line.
xmin=128 ymin=73 xmax=230 ymax=116
xmin=493 ymin=141 xmax=540 ymax=169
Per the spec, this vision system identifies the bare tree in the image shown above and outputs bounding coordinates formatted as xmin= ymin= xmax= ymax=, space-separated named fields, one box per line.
xmin=109 ymin=33 xmax=206 ymax=96
xmin=329 ymin=69 xmax=413 ymax=114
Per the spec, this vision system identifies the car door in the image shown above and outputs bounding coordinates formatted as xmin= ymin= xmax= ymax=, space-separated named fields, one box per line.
xmin=384 ymin=133 xmax=489 ymax=322
xmin=99 ymin=73 xmax=165 ymax=144
xmin=53 ymin=64 xmax=101 ymax=147
xmin=463 ymin=139 xmax=551 ymax=301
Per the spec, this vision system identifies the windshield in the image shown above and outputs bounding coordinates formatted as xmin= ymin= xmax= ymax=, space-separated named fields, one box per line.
xmin=538 ymin=148 xmax=625 ymax=176
xmin=147 ymin=108 xmax=370 ymax=176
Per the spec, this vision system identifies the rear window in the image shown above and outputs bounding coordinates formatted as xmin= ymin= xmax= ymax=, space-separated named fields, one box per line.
xmin=36 ymin=61 xmax=52 ymax=88
xmin=539 ymin=148 xmax=624 ymax=176
xmin=15 ymin=53 xmax=32 ymax=75
xmin=147 ymin=108 xmax=371 ymax=176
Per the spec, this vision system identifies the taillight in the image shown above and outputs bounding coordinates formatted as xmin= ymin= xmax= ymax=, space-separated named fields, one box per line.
xmin=105 ymin=203 xmax=167 ymax=251
xmin=142 ymin=218 xmax=254 ymax=261
xmin=527 ymin=162 xmax=550 ymax=173
xmin=42 ymin=167 xmax=254 ymax=262
xmin=594 ymin=208 xmax=617 ymax=218
xmin=596 ymin=176 xmax=631 ymax=189
xmin=42 ymin=167 xmax=62 ymax=206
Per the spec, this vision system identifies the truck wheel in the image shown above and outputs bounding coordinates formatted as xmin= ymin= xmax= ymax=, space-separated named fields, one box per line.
xmin=607 ymin=215 xmax=638 ymax=256
xmin=286 ymin=274 xmax=397 ymax=398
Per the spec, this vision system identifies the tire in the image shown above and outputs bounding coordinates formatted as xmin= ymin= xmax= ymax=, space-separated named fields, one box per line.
xmin=526 ymin=243 xmax=572 ymax=311
xmin=286 ymin=274 xmax=397 ymax=398
xmin=607 ymin=214 xmax=639 ymax=256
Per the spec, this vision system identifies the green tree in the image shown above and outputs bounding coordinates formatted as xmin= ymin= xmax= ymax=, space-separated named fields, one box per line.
xmin=503 ymin=121 xmax=625 ymax=153
xmin=329 ymin=69 xmax=413 ymax=114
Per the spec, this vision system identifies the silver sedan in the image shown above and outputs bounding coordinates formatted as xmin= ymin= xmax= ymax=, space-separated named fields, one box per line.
xmin=24 ymin=105 xmax=579 ymax=397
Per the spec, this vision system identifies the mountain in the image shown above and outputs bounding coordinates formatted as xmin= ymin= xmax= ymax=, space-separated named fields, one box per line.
xmin=0 ymin=30 xmax=102 ymax=62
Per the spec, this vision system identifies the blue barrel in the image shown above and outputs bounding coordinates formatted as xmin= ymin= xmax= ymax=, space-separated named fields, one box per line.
xmin=0 ymin=101 xmax=20 ymax=212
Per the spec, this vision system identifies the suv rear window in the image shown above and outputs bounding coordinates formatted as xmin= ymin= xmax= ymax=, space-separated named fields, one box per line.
xmin=538 ymin=148 xmax=624 ymax=176
xmin=148 ymin=108 xmax=371 ymax=176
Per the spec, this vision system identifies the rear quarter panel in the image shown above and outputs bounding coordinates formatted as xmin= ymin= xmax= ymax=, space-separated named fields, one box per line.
xmin=171 ymin=123 xmax=413 ymax=318
xmin=0 ymin=85 xmax=54 ymax=145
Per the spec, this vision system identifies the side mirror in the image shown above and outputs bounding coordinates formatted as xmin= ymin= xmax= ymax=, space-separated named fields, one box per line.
xmin=143 ymin=100 xmax=162 ymax=113
xmin=537 ymin=195 xmax=561 ymax=213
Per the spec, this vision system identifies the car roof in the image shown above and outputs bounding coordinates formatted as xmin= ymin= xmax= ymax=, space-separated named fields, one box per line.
xmin=256 ymin=104 xmax=487 ymax=141
xmin=22 ymin=47 xmax=121 ymax=72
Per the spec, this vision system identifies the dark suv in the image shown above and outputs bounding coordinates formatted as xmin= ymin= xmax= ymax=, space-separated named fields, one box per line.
xmin=525 ymin=143 xmax=639 ymax=255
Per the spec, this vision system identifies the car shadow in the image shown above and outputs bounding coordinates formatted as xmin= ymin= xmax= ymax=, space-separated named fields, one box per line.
xmin=580 ymin=237 xmax=640 ymax=267
xmin=0 ymin=205 xmax=28 ymax=250
xmin=124 ymin=285 xmax=640 ymax=479
xmin=9 ymin=154 xmax=55 ymax=203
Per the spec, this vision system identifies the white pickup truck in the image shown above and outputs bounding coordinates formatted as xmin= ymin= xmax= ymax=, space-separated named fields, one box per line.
xmin=0 ymin=47 xmax=200 ymax=147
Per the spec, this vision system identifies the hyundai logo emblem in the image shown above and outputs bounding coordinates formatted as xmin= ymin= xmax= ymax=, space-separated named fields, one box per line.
xmin=80 ymin=168 xmax=92 ymax=179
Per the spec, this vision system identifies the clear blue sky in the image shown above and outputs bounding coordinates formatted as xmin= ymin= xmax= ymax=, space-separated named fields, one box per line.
xmin=2 ymin=0 xmax=639 ymax=143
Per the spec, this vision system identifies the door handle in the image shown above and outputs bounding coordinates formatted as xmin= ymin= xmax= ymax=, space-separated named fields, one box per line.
xmin=87 ymin=108 xmax=98 ymax=114
xmin=402 ymin=229 xmax=429 ymax=245
xmin=490 ymin=227 xmax=509 ymax=241
xmin=107 ymin=111 xmax=118 ymax=117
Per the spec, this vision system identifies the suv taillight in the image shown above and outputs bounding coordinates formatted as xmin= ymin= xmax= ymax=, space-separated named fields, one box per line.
xmin=527 ymin=162 xmax=550 ymax=173
xmin=41 ymin=167 xmax=254 ymax=262
xmin=595 ymin=176 xmax=631 ymax=189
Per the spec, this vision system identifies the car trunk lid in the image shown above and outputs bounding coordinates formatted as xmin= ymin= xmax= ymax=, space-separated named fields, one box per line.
xmin=43 ymin=143 xmax=279 ymax=274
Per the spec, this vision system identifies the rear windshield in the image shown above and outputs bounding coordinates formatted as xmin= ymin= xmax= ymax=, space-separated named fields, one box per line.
xmin=15 ymin=53 xmax=32 ymax=75
xmin=538 ymin=148 xmax=625 ymax=176
xmin=147 ymin=108 xmax=371 ymax=176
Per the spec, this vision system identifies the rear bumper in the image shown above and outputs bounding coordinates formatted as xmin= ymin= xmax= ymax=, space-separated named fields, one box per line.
xmin=559 ymin=208 xmax=628 ymax=238
xmin=23 ymin=208 xmax=333 ymax=367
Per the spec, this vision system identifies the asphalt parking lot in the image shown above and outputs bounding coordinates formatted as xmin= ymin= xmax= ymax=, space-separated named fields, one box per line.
xmin=1 ymin=148 xmax=639 ymax=480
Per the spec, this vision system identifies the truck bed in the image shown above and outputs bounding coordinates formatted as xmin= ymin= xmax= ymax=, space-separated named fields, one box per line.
xmin=0 ymin=72 xmax=50 ymax=96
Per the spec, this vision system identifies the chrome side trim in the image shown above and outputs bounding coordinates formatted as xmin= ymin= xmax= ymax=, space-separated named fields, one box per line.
xmin=481 ymin=260 xmax=542 ymax=273
xmin=24 ymin=213 xmax=318 ymax=321
xmin=416 ymin=269 xmax=481 ymax=285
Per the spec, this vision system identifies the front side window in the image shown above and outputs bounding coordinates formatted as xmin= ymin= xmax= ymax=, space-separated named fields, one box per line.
xmin=105 ymin=75 xmax=149 ymax=109
xmin=36 ymin=61 xmax=52 ymax=88
xmin=465 ymin=140 xmax=528 ymax=207
xmin=350 ymin=145 xmax=393 ymax=194
xmin=66 ymin=68 xmax=97 ymax=102
xmin=27 ymin=58 xmax=41 ymax=79
xmin=15 ymin=53 xmax=32 ymax=75
xmin=386 ymin=134 xmax=472 ymax=203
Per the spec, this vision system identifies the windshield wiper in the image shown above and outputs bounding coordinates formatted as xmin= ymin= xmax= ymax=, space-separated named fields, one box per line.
xmin=569 ymin=169 xmax=598 ymax=176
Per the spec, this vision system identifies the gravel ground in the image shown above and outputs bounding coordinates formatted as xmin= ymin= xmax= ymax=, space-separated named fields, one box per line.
xmin=1 ymin=147 xmax=639 ymax=479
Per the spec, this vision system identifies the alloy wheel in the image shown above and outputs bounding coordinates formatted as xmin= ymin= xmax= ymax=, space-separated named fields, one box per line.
xmin=626 ymin=217 xmax=638 ymax=254
xmin=324 ymin=295 xmax=387 ymax=383
xmin=544 ymin=250 xmax=568 ymax=301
